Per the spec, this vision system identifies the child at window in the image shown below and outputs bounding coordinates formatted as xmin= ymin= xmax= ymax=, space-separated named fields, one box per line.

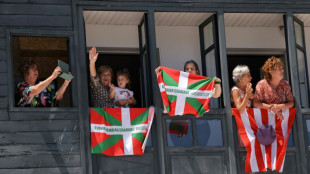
xmin=109 ymin=69 xmax=136 ymax=108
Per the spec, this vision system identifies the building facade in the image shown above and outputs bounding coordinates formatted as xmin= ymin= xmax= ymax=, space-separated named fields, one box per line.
xmin=1 ymin=0 xmax=310 ymax=173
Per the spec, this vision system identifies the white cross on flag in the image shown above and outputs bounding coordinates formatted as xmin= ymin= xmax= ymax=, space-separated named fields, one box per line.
xmin=91 ymin=107 xmax=154 ymax=156
xmin=157 ymin=66 xmax=215 ymax=117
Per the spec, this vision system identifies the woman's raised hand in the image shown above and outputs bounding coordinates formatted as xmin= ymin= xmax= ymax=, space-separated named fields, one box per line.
xmin=155 ymin=66 xmax=162 ymax=75
xmin=52 ymin=66 xmax=62 ymax=79
xmin=214 ymin=77 xmax=221 ymax=83
xmin=89 ymin=47 xmax=99 ymax=63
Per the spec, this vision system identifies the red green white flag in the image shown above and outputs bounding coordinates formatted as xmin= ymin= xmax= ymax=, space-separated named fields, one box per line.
xmin=157 ymin=66 xmax=215 ymax=117
xmin=90 ymin=107 xmax=154 ymax=156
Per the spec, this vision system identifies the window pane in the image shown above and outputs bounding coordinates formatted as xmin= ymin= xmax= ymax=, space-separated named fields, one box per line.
xmin=141 ymin=52 xmax=150 ymax=107
xmin=141 ymin=22 xmax=146 ymax=47
xmin=166 ymin=120 xmax=193 ymax=147
xmin=205 ymin=50 xmax=219 ymax=108
xmin=171 ymin=155 xmax=224 ymax=174
xmin=297 ymin=48 xmax=305 ymax=83
xmin=146 ymin=131 xmax=152 ymax=147
xmin=13 ymin=36 xmax=72 ymax=107
xmin=306 ymin=120 xmax=310 ymax=145
xmin=205 ymin=49 xmax=216 ymax=77
xmin=297 ymin=48 xmax=309 ymax=107
xmin=203 ymin=22 xmax=214 ymax=49
xmin=300 ymin=84 xmax=309 ymax=108
xmin=287 ymin=130 xmax=294 ymax=147
xmin=294 ymin=21 xmax=304 ymax=47
xmin=196 ymin=119 xmax=223 ymax=146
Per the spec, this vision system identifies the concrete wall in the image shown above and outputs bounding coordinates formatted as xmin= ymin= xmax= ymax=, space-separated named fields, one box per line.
xmin=85 ymin=24 xmax=287 ymax=69
xmin=85 ymin=24 xmax=139 ymax=48
xmin=225 ymin=27 xmax=286 ymax=49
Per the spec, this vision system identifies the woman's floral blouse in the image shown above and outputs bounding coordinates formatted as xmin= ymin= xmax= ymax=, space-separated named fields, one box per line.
xmin=16 ymin=81 xmax=56 ymax=107
xmin=254 ymin=79 xmax=294 ymax=104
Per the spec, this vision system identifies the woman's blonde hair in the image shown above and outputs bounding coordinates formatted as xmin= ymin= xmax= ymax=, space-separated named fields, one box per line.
xmin=262 ymin=56 xmax=283 ymax=81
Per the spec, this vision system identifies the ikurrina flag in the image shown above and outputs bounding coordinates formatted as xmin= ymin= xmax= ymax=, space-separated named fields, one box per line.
xmin=232 ymin=108 xmax=296 ymax=173
xmin=157 ymin=66 xmax=215 ymax=117
xmin=90 ymin=107 xmax=154 ymax=156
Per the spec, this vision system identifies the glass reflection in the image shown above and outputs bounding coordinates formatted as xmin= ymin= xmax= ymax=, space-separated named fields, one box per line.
xmin=146 ymin=131 xmax=152 ymax=147
xmin=196 ymin=119 xmax=223 ymax=146
xmin=167 ymin=120 xmax=193 ymax=147
xmin=141 ymin=22 xmax=146 ymax=46
xmin=294 ymin=21 xmax=304 ymax=47
xmin=287 ymin=130 xmax=294 ymax=147
xmin=306 ymin=120 xmax=310 ymax=145
xmin=203 ymin=21 xmax=214 ymax=49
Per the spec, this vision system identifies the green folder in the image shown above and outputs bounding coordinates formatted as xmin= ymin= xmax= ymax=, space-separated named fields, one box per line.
xmin=58 ymin=60 xmax=74 ymax=80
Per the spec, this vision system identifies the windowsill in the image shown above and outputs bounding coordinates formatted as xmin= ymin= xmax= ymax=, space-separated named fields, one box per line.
xmin=10 ymin=107 xmax=80 ymax=112
xmin=239 ymin=146 xmax=295 ymax=152
xmin=162 ymin=108 xmax=226 ymax=118
xmin=167 ymin=146 xmax=225 ymax=152
xmin=9 ymin=107 xmax=81 ymax=120
xmin=301 ymin=108 xmax=310 ymax=114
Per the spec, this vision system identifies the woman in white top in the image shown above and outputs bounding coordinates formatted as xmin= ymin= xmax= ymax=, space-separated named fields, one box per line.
xmin=231 ymin=65 xmax=254 ymax=113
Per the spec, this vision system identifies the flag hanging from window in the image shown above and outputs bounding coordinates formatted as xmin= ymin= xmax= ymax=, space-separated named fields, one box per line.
xmin=90 ymin=107 xmax=154 ymax=156
xmin=232 ymin=108 xmax=296 ymax=173
xmin=157 ymin=66 xmax=215 ymax=117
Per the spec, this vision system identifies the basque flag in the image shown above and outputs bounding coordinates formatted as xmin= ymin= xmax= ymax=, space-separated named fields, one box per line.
xmin=90 ymin=107 xmax=154 ymax=156
xmin=232 ymin=108 xmax=296 ymax=173
xmin=157 ymin=67 xmax=215 ymax=117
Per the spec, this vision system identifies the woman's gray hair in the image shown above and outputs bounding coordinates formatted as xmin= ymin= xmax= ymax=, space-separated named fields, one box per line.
xmin=232 ymin=65 xmax=250 ymax=84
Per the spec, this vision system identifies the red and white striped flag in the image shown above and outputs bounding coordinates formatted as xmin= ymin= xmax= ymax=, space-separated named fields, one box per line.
xmin=232 ymin=108 xmax=296 ymax=173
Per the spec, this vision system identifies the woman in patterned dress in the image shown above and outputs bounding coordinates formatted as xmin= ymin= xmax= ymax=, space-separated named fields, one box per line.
xmin=89 ymin=47 xmax=114 ymax=107
xmin=16 ymin=60 xmax=71 ymax=107
xmin=253 ymin=56 xmax=294 ymax=120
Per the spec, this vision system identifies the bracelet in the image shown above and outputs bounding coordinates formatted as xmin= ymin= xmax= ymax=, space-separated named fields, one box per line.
xmin=215 ymin=81 xmax=221 ymax=84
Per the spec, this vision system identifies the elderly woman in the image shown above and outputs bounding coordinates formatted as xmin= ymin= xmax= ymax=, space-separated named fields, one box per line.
xmin=253 ymin=56 xmax=294 ymax=120
xmin=16 ymin=60 xmax=71 ymax=107
xmin=231 ymin=65 xmax=254 ymax=113
xmin=155 ymin=60 xmax=222 ymax=98
xmin=89 ymin=47 xmax=114 ymax=107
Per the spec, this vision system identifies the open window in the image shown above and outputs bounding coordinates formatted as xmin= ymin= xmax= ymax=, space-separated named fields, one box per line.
xmin=154 ymin=12 xmax=224 ymax=150
xmin=224 ymin=13 xmax=295 ymax=172
xmin=199 ymin=14 xmax=222 ymax=108
xmin=139 ymin=13 xmax=153 ymax=107
xmin=287 ymin=15 xmax=310 ymax=108
xmin=12 ymin=36 xmax=73 ymax=107
xmin=83 ymin=11 xmax=153 ymax=108
xmin=83 ymin=10 xmax=155 ymax=173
